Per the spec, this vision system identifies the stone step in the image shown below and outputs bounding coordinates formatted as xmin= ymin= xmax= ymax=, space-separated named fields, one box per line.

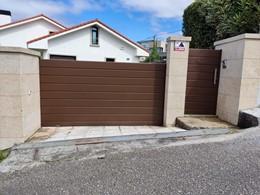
xmin=176 ymin=116 xmax=235 ymax=130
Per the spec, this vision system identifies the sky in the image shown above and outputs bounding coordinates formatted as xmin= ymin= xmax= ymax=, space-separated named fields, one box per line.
xmin=0 ymin=0 xmax=195 ymax=42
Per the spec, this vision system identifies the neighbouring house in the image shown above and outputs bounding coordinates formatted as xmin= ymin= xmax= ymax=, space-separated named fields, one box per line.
xmin=0 ymin=10 xmax=66 ymax=48
xmin=0 ymin=10 xmax=148 ymax=62
xmin=28 ymin=19 xmax=149 ymax=62
xmin=138 ymin=40 xmax=167 ymax=61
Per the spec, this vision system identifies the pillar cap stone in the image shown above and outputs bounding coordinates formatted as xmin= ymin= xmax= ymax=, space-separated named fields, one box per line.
xmin=214 ymin=33 xmax=260 ymax=46
xmin=0 ymin=46 xmax=40 ymax=57
xmin=167 ymin=36 xmax=192 ymax=42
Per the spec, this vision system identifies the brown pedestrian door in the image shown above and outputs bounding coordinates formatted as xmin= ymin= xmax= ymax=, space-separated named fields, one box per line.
xmin=185 ymin=49 xmax=221 ymax=115
xmin=40 ymin=60 xmax=166 ymax=126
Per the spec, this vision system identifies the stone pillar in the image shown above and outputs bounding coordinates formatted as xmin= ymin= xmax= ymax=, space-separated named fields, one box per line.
xmin=164 ymin=36 xmax=191 ymax=126
xmin=0 ymin=47 xmax=41 ymax=150
xmin=215 ymin=33 xmax=260 ymax=125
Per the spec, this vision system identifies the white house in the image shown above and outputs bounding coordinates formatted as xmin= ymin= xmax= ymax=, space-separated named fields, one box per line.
xmin=0 ymin=11 xmax=66 ymax=48
xmin=28 ymin=19 xmax=149 ymax=62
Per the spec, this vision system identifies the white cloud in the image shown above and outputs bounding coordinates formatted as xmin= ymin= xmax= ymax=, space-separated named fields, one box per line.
xmin=0 ymin=0 xmax=101 ymax=20
xmin=119 ymin=0 xmax=194 ymax=19
xmin=156 ymin=31 xmax=183 ymax=42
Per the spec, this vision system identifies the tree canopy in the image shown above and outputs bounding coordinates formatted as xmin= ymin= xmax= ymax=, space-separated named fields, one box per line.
xmin=182 ymin=0 xmax=260 ymax=48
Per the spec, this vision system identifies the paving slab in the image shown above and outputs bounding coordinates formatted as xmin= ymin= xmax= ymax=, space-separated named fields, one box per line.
xmin=85 ymin=130 xmax=104 ymax=138
xmin=103 ymin=129 xmax=121 ymax=137
xmin=120 ymin=128 xmax=139 ymax=136
xmin=65 ymin=127 xmax=89 ymax=140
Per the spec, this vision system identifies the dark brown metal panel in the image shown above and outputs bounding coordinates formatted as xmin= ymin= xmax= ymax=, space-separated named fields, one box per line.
xmin=188 ymin=49 xmax=222 ymax=58
xmin=40 ymin=84 xmax=165 ymax=93
xmin=40 ymin=60 xmax=166 ymax=126
xmin=40 ymin=68 xmax=165 ymax=78
xmin=41 ymin=99 xmax=164 ymax=107
xmin=185 ymin=49 xmax=221 ymax=115
xmin=40 ymin=76 xmax=165 ymax=86
xmin=40 ymin=92 xmax=164 ymax=100
xmin=40 ymin=60 xmax=165 ymax=71
xmin=184 ymin=109 xmax=217 ymax=115
xmin=41 ymin=107 xmax=163 ymax=114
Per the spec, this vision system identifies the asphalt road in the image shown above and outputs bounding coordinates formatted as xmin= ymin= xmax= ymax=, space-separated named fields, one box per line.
xmin=1 ymin=128 xmax=260 ymax=195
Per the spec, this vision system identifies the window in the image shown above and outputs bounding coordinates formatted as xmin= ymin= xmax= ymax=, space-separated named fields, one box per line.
xmin=157 ymin=47 xmax=163 ymax=53
xmin=106 ymin=58 xmax=115 ymax=62
xmin=91 ymin=26 xmax=99 ymax=45
xmin=50 ymin=55 xmax=76 ymax=61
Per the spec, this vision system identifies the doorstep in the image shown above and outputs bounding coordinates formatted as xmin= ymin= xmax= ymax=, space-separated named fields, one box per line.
xmin=15 ymin=126 xmax=232 ymax=150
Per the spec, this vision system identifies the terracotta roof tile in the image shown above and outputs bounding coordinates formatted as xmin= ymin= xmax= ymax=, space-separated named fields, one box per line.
xmin=27 ymin=19 xmax=149 ymax=53
xmin=0 ymin=14 xmax=66 ymax=29
xmin=27 ymin=19 xmax=97 ymax=44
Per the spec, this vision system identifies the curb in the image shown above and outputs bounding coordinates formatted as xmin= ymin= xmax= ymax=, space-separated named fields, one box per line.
xmin=14 ymin=128 xmax=232 ymax=150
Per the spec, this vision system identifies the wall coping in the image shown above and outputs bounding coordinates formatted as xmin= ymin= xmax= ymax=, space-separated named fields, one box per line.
xmin=0 ymin=46 xmax=40 ymax=57
xmin=214 ymin=33 xmax=260 ymax=46
xmin=167 ymin=36 xmax=192 ymax=42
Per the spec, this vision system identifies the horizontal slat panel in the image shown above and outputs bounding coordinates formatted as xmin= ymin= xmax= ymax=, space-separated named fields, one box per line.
xmin=40 ymin=84 xmax=164 ymax=93
xmin=40 ymin=60 xmax=166 ymax=71
xmin=40 ymin=92 xmax=164 ymax=100
xmin=185 ymin=102 xmax=216 ymax=109
xmin=189 ymin=49 xmax=222 ymax=58
xmin=187 ymin=72 xmax=214 ymax=80
xmin=188 ymin=58 xmax=221 ymax=66
xmin=187 ymin=65 xmax=219 ymax=73
xmin=185 ymin=95 xmax=217 ymax=103
xmin=41 ymin=68 xmax=165 ymax=78
xmin=41 ymin=107 xmax=163 ymax=114
xmin=40 ymin=76 xmax=165 ymax=86
xmin=186 ymin=80 xmax=215 ymax=88
xmin=42 ymin=121 xmax=162 ymax=126
xmin=186 ymin=87 xmax=218 ymax=95
xmin=185 ymin=109 xmax=216 ymax=115
xmin=41 ymin=99 xmax=164 ymax=107
xmin=41 ymin=114 xmax=162 ymax=122
xmin=40 ymin=68 xmax=165 ymax=78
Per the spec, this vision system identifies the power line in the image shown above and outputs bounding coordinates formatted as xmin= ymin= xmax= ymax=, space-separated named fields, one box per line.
xmin=145 ymin=29 xmax=182 ymax=40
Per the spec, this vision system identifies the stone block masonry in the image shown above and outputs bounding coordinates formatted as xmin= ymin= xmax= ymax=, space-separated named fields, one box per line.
xmin=0 ymin=47 xmax=41 ymax=150
xmin=215 ymin=34 xmax=260 ymax=125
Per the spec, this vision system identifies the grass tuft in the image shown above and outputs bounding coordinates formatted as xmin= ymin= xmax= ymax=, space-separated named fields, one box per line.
xmin=0 ymin=149 xmax=10 ymax=163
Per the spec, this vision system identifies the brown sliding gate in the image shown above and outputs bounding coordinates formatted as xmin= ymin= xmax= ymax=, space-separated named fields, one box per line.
xmin=185 ymin=49 xmax=222 ymax=115
xmin=40 ymin=60 xmax=166 ymax=126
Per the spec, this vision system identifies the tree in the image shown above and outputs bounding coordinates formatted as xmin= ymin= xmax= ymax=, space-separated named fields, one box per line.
xmin=182 ymin=0 xmax=216 ymax=48
xmin=145 ymin=38 xmax=160 ymax=62
xmin=183 ymin=0 xmax=260 ymax=48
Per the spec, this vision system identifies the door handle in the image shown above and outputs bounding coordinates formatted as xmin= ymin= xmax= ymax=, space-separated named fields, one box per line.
xmin=214 ymin=68 xmax=218 ymax=85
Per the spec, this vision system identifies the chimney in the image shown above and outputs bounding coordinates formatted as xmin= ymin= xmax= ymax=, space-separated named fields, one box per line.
xmin=0 ymin=10 xmax=11 ymax=25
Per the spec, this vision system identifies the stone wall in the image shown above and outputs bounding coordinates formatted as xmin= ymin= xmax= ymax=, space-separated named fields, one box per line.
xmin=0 ymin=47 xmax=41 ymax=150
xmin=215 ymin=34 xmax=260 ymax=125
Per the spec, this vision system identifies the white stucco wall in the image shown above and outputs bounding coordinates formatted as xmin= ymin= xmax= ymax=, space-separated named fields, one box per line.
xmin=0 ymin=15 xmax=11 ymax=26
xmin=0 ymin=19 xmax=62 ymax=48
xmin=38 ymin=27 xmax=145 ymax=62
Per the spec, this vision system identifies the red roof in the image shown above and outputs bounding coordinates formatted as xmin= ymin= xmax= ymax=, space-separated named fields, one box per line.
xmin=0 ymin=14 xmax=66 ymax=29
xmin=27 ymin=19 xmax=149 ymax=53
